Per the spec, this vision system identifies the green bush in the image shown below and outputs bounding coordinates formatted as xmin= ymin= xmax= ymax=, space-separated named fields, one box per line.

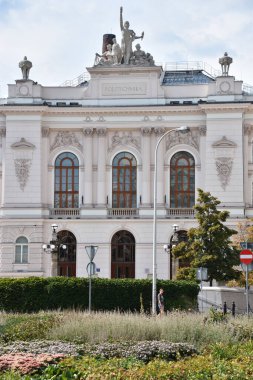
xmin=0 ymin=314 xmax=60 ymax=342
xmin=0 ymin=277 xmax=199 ymax=313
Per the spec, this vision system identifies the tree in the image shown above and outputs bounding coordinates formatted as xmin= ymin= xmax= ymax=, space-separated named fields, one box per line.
xmin=173 ymin=189 xmax=240 ymax=286
xmin=232 ymin=220 xmax=253 ymax=249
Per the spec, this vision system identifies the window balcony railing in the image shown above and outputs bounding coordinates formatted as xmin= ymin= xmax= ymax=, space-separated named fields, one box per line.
xmin=50 ymin=208 xmax=80 ymax=218
xmin=107 ymin=208 xmax=139 ymax=218
xmin=166 ymin=208 xmax=195 ymax=218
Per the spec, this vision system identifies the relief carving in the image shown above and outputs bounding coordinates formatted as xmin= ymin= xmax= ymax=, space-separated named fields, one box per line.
xmin=212 ymin=136 xmax=236 ymax=190
xmin=50 ymin=131 xmax=82 ymax=151
xmin=166 ymin=128 xmax=199 ymax=151
xmin=215 ymin=157 xmax=233 ymax=190
xmin=141 ymin=127 xmax=152 ymax=135
xmin=83 ymin=127 xmax=94 ymax=136
xmin=96 ymin=127 xmax=107 ymax=136
xmin=0 ymin=128 xmax=6 ymax=137
xmin=199 ymin=126 xmax=207 ymax=136
xmin=11 ymin=138 xmax=35 ymax=191
xmin=41 ymin=127 xmax=49 ymax=137
xmin=14 ymin=159 xmax=32 ymax=191
xmin=109 ymin=131 xmax=141 ymax=152
xmin=154 ymin=127 xmax=165 ymax=135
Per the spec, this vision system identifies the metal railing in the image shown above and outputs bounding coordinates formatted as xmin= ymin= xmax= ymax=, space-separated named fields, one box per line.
xmin=242 ymin=83 xmax=253 ymax=95
xmin=50 ymin=208 xmax=80 ymax=217
xmin=166 ymin=208 xmax=195 ymax=217
xmin=161 ymin=61 xmax=221 ymax=78
xmin=60 ymin=61 xmax=222 ymax=87
xmin=107 ymin=208 xmax=139 ymax=217
xmin=61 ymin=72 xmax=90 ymax=87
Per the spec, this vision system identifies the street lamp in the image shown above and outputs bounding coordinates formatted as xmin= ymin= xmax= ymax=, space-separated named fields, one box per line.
xmin=152 ymin=126 xmax=190 ymax=315
xmin=85 ymin=245 xmax=98 ymax=313
xmin=163 ymin=224 xmax=179 ymax=280
xmin=42 ymin=224 xmax=66 ymax=276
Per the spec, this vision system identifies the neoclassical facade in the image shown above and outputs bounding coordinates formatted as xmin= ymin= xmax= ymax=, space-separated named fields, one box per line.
xmin=0 ymin=38 xmax=253 ymax=280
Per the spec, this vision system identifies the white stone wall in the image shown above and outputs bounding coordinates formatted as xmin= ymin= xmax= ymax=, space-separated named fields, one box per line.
xmin=1 ymin=66 xmax=253 ymax=279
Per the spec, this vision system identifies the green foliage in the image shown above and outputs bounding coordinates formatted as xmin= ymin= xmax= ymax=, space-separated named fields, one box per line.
xmin=205 ymin=307 xmax=227 ymax=324
xmin=0 ymin=314 xmax=60 ymax=342
xmin=176 ymin=267 xmax=197 ymax=281
xmin=0 ymin=277 xmax=199 ymax=313
xmin=173 ymin=189 xmax=241 ymax=285
xmin=82 ymin=340 xmax=197 ymax=362
xmin=3 ymin=342 xmax=253 ymax=379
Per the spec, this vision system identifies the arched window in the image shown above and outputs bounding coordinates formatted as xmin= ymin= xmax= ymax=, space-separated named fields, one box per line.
xmin=15 ymin=236 xmax=28 ymax=263
xmin=170 ymin=152 xmax=195 ymax=208
xmin=54 ymin=152 xmax=79 ymax=208
xmin=111 ymin=230 xmax=135 ymax=278
xmin=112 ymin=152 xmax=137 ymax=208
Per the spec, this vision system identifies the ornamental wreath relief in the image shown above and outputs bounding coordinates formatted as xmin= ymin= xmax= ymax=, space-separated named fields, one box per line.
xmin=14 ymin=159 xmax=32 ymax=191
xmin=215 ymin=157 xmax=233 ymax=190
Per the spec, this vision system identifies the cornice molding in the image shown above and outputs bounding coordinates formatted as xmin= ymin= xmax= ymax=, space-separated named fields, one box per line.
xmin=1 ymin=102 xmax=252 ymax=118
xmin=199 ymin=103 xmax=250 ymax=113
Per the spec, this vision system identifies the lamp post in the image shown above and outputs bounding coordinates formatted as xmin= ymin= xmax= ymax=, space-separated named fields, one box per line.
xmin=85 ymin=245 xmax=98 ymax=313
xmin=42 ymin=224 xmax=66 ymax=276
xmin=163 ymin=224 xmax=179 ymax=280
xmin=152 ymin=126 xmax=190 ymax=315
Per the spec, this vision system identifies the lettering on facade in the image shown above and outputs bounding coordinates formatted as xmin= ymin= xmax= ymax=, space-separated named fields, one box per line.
xmin=102 ymin=83 xmax=147 ymax=96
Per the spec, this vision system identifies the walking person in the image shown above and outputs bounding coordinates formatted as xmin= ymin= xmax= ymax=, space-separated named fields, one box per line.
xmin=157 ymin=288 xmax=165 ymax=316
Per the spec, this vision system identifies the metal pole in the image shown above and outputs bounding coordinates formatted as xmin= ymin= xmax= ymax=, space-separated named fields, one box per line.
xmin=152 ymin=141 xmax=158 ymax=315
xmin=246 ymin=264 xmax=249 ymax=317
xmin=200 ymin=267 xmax=203 ymax=313
xmin=89 ymin=261 xmax=92 ymax=313
xmin=152 ymin=126 xmax=189 ymax=315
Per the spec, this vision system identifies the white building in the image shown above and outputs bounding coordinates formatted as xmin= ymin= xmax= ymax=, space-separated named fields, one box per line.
xmin=0 ymin=30 xmax=253 ymax=280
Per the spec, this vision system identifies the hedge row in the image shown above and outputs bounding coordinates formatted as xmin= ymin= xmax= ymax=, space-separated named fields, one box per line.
xmin=0 ymin=277 xmax=199 ymax=313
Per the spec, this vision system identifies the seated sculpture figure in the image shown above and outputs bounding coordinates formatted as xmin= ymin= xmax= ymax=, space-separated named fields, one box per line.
xmin=132 ymin=43 xmax=146 ymax=64
xmin=95 ymin=44 xmax=113 ymax=65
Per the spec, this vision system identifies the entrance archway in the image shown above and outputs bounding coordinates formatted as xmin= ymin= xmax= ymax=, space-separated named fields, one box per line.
xmin=111 ymin=230 xmax=135 ymax=278
xmin=57 ymin=230 xmax=76 ymax=277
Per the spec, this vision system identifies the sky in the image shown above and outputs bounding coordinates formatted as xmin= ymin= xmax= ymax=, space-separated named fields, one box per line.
xmin=0 ymin=0 xmax=253 ymax=97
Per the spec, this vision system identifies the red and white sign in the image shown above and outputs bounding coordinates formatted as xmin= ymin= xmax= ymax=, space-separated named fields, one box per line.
xmin=240 ymin=249 xmax=253 ymax=265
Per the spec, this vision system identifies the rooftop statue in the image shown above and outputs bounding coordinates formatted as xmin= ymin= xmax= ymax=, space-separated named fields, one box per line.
xmin=93 ymin=7 xmax=155 ymax=68
xmin=130 ymin=44 xmax=154 ymax=66
xmin=219 ymin=52 xmax=233 ymax=76
xmin=95 ymin=44 xmax=114 ymax=65
xmin=112 ymin=38 xmax=122 ymax=64
xmin=19 ymin=56 xmax=32 ymax=80
xmin=120 ymin=6 xmax=144 ymax=64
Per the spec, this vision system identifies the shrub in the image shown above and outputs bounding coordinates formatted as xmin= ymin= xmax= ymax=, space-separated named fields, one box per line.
xmin=84 ymin=340 xmax=197 ymax=363
xmin=0 ymin=314 xmax=60 ymax=342
xmin=0 ymin=277 xmax=199 ymax=313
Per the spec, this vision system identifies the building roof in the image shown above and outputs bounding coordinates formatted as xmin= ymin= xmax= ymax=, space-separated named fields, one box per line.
xmin=162 ymin=70 xmax=215 ymax=86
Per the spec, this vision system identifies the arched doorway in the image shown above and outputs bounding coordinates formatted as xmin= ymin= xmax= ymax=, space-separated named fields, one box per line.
xmin=111 ymin=230 xmax=135 ymax=278
xmin=57 ymin=230 xmax=76 ymax=277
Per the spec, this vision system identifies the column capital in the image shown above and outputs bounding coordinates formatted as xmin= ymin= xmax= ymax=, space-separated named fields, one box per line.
xmin=41 ymin=127 xmax=49 ymax=137
xmin=0 ymin=127 xmax=6 ymax=137
xmin=96 ymin=127 xmax=107 ymax=136
xmin=141 ymin=127 xmax=152 ymax=135
xmin=154 ymin=127 xmax=166 ymax=135
xmin=83 ymin=127 xmax=94 ymax=136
